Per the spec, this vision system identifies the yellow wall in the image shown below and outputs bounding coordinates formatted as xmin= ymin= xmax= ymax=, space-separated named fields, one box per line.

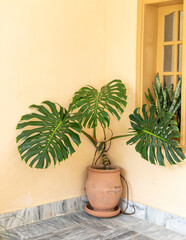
xmin=0 ymin=0 xmax=106 ymax=213
xmin=0 ymin=0 xmax=186 ymax=219
xmin=105 ymin=0 xmax=186 ymax=218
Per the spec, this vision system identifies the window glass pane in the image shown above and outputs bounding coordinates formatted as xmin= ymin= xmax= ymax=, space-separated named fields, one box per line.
xmin=164 ymin=12 xmax=175 ymax=42
xmin=178 ymin=11 xmax=183 ymax=41
xmin=164 ymin=45 xmax=174 ymax=72
xmin=164 ymin=76 xmax=174 ymax=88
xmin=177 ymin=44 xmax=182 ymax=72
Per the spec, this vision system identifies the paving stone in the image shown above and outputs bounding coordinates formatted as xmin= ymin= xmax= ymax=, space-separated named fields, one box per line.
xmin=2 ymin=210 xmax=186 ymax=240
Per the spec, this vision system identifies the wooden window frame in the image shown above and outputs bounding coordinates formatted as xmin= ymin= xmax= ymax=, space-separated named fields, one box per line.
xmin=136 ymin=0 xmax=186 ymax=151
xmin=157 ymin=4 xmax=183 ymax=85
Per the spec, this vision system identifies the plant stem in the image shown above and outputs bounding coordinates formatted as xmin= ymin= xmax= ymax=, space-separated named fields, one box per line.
xmin=82 ymin=131 xmax=137 ymax=169
xmin=102 ymin=151 xmax=110 ymax=169
xmin=82 ymin=130 xmax=97 ymax=147
xmin=82 ymin=130 xmax=110 ymax=169
xmin=104 ymin=133 xmax=135 ymax=142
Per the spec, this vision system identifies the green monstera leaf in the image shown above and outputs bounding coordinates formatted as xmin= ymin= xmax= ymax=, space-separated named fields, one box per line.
xmin=70 ymin=79 xmax=127 ymax=137
xmin=127 ymin=104 xmax=185 ymax=166
xmin=17 ymin=101 xmax=82 ymax=169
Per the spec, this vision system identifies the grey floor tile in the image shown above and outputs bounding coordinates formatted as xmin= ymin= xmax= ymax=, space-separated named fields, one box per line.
xmin=60 ymin=212 xmax=83 ymax=224
xmin=0 ymin=230 xmax=20 ymax=240
xmin=125 ymin=220 xmax=161 ymax=233
xmin=146 ymin=228 xmax=186 ymax=240
xmin=100 ymin=228 xmax=138 ymax=239
xmin=63 ymin=212 xmax=111 ymax=234
xmin=55 ymin=224 xmax=100 ymax=240
xmin=27 ymin=232 xmax=58 ymax=240
xmin=113 ymin=214 xmax=151 ymax=227
xmin=6 ymin=225 xmax=30 ymax=239
xmin=97 ymin=213 xmax=145 ymax=229
xmin=132 ymin=235 xmax=154 ymax=240
xmin=31 ymin=234 xmax=63 ymax=240
xmin=4 ymin=210 xmax=186 ymax=240
xmin=83 ymin=214 xmax=122 ymax=229
xmin=124 ymin=220 xmax=186 ymax=240
xmin=34 ymin=237 xmax=60 ymax=240
xmin=37 ymin=215 xmax=77 ymax=231
xmin=10 ymin=222 xmax=50 ymax=239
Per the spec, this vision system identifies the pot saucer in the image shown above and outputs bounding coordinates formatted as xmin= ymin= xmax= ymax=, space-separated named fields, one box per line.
xmin=85 ymin=204 xmax=120 ymax=218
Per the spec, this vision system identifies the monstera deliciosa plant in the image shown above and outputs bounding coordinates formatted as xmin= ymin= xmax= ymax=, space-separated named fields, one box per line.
xmin=16 ymin=80 xmax=185 ymax=169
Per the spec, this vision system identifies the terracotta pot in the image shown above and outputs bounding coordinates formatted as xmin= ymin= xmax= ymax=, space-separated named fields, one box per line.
xmin=85 ymin=165 xmax=122 ymax=217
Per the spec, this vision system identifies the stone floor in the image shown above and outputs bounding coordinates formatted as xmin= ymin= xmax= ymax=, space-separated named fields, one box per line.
xmin=1 ymin=210 xmax=186 ymax=240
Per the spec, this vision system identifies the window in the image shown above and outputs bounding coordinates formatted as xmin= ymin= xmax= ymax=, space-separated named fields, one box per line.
xmin=136 ymin=0 xmax=186 ymax=151
xmin=157 ymin=5 xmax=183 ymax=88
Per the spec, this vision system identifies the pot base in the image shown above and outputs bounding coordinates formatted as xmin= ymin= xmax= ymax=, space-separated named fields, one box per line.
xmin=85 ymin=204 xmax=120 ymax=218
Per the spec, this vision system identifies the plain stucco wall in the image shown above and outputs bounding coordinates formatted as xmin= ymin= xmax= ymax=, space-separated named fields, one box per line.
xmin=0 ymin=0 xmax=106 ymax=213
xmin=0 ymin=0 xmax=186 ymax=218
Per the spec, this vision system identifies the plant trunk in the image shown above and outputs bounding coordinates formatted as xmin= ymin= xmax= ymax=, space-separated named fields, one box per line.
xmin=101 ymin=152 xmax=110 ymax=169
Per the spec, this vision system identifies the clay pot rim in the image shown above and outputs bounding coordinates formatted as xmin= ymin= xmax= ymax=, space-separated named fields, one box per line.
xmin=87 ymin=164 xmax=120 ymax=173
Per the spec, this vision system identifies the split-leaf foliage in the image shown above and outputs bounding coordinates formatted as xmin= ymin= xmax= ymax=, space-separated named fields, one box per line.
xmin=127 ymin=105 xmax=185 ymax=166
xmin=17 ymin=101 xmax=82 ymax=168
xmin=16 ymin=80 xmax=185 ymax=169
xmin=70 ymin=80 xmax=127 ymax=138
